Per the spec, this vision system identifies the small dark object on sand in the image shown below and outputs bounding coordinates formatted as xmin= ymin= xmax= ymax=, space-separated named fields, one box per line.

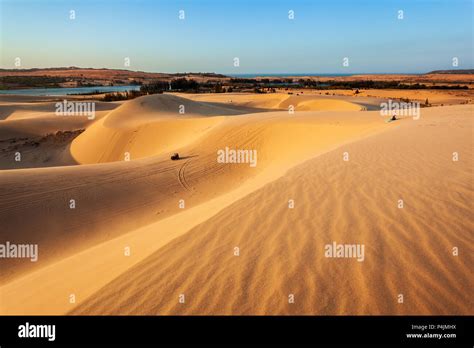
xmin=391 ymin=115 xmax=397 ymax=121
xmin=171 ymin=153 xmax=180 ymax=160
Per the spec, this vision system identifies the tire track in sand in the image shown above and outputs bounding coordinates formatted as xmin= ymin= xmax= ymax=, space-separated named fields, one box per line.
xmin=178 ymin=160 xmax=191 ymax=190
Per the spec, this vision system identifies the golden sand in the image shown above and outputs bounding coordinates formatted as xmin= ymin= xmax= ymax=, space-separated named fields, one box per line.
xmin=0 ymin=93 xmax=471 ymax=315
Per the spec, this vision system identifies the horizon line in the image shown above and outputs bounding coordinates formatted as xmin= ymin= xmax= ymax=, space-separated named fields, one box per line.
xmin=1 ymin=66 xmax=473 ymax=76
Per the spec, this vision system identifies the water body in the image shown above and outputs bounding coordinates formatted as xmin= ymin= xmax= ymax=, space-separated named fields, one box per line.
xmin=0 ymin=85 xmax=140 ymax=96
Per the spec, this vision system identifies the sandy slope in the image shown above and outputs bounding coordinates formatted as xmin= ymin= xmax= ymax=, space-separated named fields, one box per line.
xmin=178 ymin=92 xmax=365 ymax=111
xmin=0 ymin=98 xmax=118 ymax=121
xmin=69 ymin=94 xmax=239 ymax=164
xmin=0 ymin=94 xmax=471 ymax=315
xmin=280 ymin=96 xmax=362 ymax=111
xmin=70 ymin=93 xmax=365 ymax=164
xmin=177 ymin=92 xmax=291 ymax=109
xmin=305 ymin=89 xmax=473 ymax=106
xmin=70 ymin=105 xmax=473 ymax=315
xmin=0 ymin=98 xmax=122 ymax=169
xmin=0 ymin=96 xmax=388 ymax=314
xmin=0 ymin=93 xmax=374 ymax=283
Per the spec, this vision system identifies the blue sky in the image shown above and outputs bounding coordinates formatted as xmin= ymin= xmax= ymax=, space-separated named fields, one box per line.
xmin=0 ymin=0 xmax=472 ymax=73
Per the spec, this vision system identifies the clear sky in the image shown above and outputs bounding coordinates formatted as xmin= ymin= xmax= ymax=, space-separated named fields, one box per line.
xmin=0 ymin=0 xmax=472 ymax=74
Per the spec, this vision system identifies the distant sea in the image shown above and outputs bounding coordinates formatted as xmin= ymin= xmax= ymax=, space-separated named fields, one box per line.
xmin=0 ymin=85 xmax=140 ymax=96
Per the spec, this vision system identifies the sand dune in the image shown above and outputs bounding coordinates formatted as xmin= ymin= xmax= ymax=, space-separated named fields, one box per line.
xmin=0 ymin=99 xmax=118 ymax=121
xmin=280 ymin=96 xmax=363 ymax=111
xmin=70 ymin=105 xmax=473 ymax=315
xmin=0 ymin=97 xmax=121 ymax=169
xmin=0 ymin=95 xmax=390 ymax=314
xmin=0 ymin=102 xmax=386 ymax=282
xmin=178 ymin=92 xmax=366 ymax=111
xmin=309 ymin=89 xmax=473 ymax=106
xmin=70 ymin=94 xmax=240 ymax=164
xmin=0 ymin=92 xmax=471 ymax=315
xmin=70 ymin=93 xmax=366 ymax=165
xmin=175 ymin=92 xmax=290 ymax=110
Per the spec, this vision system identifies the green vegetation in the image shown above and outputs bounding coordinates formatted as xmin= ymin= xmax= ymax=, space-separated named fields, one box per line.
xmin=0 ymin=76 xmax=67 ymax=89
xmin=140 ymin=80 xmax=168 ymax=94
xmin=230 ymin=78 xmax=469 ymax=90
xmin=102 ymin=90 xmax=144 ymax=101
xmin=170 ymin=78 xmax=199 ymax=91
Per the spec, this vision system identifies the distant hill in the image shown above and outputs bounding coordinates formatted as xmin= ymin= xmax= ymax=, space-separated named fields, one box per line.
xmin=0 ymin=67 xmax=228 ymax=89
xmin=428 ymin=69 xmax=474 ymax=74
xmin=0 ymin=67 xmax=227 ymax=79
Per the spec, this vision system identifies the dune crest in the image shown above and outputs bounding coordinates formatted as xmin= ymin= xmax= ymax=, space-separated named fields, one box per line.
xmin=70 ymin=93 xmax=366 ymax=165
